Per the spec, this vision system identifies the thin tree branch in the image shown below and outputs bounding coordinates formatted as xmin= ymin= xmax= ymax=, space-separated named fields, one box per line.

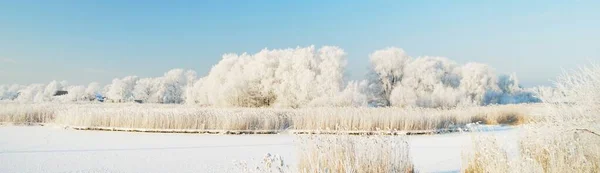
xmin=576 ymin=128 xmax=600 ymax=137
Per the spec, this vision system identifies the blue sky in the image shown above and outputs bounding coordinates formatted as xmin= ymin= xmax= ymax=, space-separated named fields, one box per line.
xmin=1 ymin=0 xmax=598 ymax=87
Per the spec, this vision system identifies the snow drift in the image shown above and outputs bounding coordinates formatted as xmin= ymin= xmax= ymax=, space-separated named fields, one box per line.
xmin=0 ymin=46 xmax=539 ymax=108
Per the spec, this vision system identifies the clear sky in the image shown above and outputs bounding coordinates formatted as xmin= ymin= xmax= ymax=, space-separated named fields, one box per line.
xmin=1 ymin=0 xmax=598 ymax=87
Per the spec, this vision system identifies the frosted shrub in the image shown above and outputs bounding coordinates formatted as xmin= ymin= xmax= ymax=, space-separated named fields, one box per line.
xmin=298 ymin=135 xmax=413 ymax=173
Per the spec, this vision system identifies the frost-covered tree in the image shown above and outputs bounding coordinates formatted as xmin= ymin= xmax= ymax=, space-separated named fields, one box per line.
xmin=85 ymin=82 xmax=102 ymax=100
xmin=0 ymin=84 xmax=22 ymax=100
xmin=105 ymin=76 xmax=139 ymax=102
xmin=368 ymin=47 xmax=410 ymax=106
xmin=368 ymin=47 xmax=539 ymax=108
xmin=460 ymin=63 xmax=499 ymax=105
xmin=531 ymin=86 xmax=566 ymax=103
xmin=15 ymin=84 xmax=45 ymax=103
xmin=155 ymin=69 xmax=196 ymax=104
xmin=391 ymin=56 xmax=465 ymax=108
xmin=315 ymin=46 xmax=347 ymax=98
xmin=184 ymin=78 xmax=205 ymax=104
xmin=484 ymin=74 xmax=541 ymax=104
xmin=0 ymin=46 xmax=541 ymax=107
xmin=132 ymin=78 xmax=157 ymax=103
xmin=64 ymin=85 xmax=86 ymax=102
xmin=310 ymin=80 xmax=369 ymax=107
xmin=42 ymin=80 xmax=66 ymax=102
xmin=191 ymin=46 xmax=347 ymax=108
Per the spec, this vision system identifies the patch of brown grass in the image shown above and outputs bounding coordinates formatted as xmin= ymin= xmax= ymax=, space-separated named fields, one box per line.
xmin=469 ymin=114 xmax=492 ymax=125
xmin=495 ymin=110 xmax=525 ymax=125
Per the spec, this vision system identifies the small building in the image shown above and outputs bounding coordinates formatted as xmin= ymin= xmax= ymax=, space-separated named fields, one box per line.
xmin=53 ymin=90 xmax=68 ymax=96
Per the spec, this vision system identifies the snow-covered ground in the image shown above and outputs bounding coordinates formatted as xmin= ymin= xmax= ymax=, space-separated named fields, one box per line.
xmin=0 ymin=126 xmax=518 ymax=173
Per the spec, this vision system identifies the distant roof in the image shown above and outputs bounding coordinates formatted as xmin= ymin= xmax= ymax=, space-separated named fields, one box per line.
xmin=53 ymin=90 xmax=68 ymax=96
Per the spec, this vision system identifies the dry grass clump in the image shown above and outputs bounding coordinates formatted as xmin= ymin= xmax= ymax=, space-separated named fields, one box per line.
xmin=298 ymin=135 xmax=413 ymax=173
xmin=468 ymin=107 xmax=529 ymax=126
xmin=494 ymin=110 xmax=525 ymax=125
xmin=462 ymin=136 xmax=509 ymax=173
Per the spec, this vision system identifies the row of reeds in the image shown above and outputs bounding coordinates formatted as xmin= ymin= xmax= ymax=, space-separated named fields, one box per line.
xmin=0 ymin=103 xmax=541 ymax=132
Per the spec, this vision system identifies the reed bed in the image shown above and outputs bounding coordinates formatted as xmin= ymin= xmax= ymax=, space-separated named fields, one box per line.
xmin=0 ymin=103 xmax=57 ymax=124
xmin=0 ymin=103 xmax=542 ymax=132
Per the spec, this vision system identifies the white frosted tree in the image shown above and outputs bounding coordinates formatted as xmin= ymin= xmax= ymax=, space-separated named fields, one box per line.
xmin=85 ymin=82 xmax=102 ymax=101
xmin=0 ymin=85 xmax=6 ymax=100
xmin=42 ymin=80 xmax=64 ymax=102
xmin=105 ymin=76 xmax=138 ymax=102
xmin=16 ymin=84 xmax=45 ymax=103
xmin=315 ymin=46 xmax=347 ymax=98
xmin=459 ymin=63 xmax=499 ymax=105
xmin=190 ymin=46 xmax=347 ymax=108
xmin=310 ymin=80 xmax=369 ymax=107
xmin=184 ymin=78 xmax=205 ymax=104
xmin=154 ymin=69 xmax=196 ymax=104
xmin=368 ymin=47 xmax=411 ymax=106
xmin=1 ymin=46 xmax=541 ymax=107
xmin=132 ymin=78 xmax=156 ymax=103
xmin=64 ymin=85 xmax=86 ymax=102
xmin=390 ymin=56 xmax=463 ymax=108
xmin=368 ymin=47 xmax=539 ymax=108
xmin=531 ymin=86 xmax=565 ymax=103
xmin=497 ymin=73 xmax=520 ymax=94
xmin=0 ymin=84 xmax=22 ymax=100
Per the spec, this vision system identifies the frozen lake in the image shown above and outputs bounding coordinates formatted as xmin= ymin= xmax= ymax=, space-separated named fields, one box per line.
xmin=0 ymin=126 xmax=518 ymax=173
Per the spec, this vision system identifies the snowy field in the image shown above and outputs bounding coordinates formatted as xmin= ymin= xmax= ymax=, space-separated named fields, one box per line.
xmin=0 ymin=125 xmax=517 ymax=173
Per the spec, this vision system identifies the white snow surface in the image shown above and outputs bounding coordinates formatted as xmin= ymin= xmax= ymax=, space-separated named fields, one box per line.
xmin=0 ymin=126 xmax=518 ymax=173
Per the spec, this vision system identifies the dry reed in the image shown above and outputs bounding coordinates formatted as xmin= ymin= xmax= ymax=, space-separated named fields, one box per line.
xmin=0 ymin=103 xmax=541 ymax=132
